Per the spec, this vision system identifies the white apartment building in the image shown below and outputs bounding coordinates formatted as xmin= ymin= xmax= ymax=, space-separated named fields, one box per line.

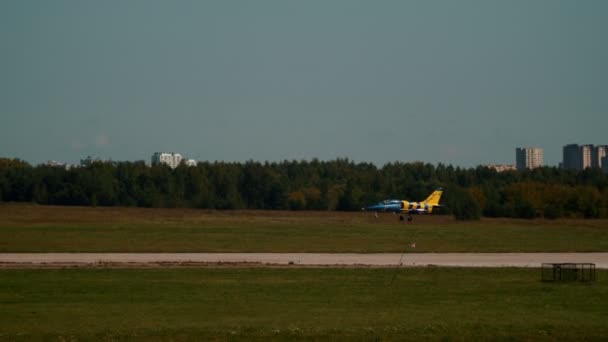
xmin=515 ymin=147 xmax=543 ymax=170
xmin=484 ymin=164 xmax=517 ymax=172
xmin=151 ymin=152 xmax=184 ymax=169
xmin=593 ymin=145 xmax=607 ymax=168
xmin=580 ymin=144 xmax=593 ymax=169
xmin=564 ymin=144 xmax=608 ymax=170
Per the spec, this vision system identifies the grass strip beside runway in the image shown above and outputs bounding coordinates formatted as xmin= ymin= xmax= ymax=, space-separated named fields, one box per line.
xmin=1 ymin=205 xmax=608 ymax=252
xmin=1 ymin=268 xmax=606 ymax=340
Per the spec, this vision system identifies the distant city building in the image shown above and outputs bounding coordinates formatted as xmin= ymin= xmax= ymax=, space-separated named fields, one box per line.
xmin=80 ymin=156 xmax=95 ymax=167
xmin=185 ymin=159 xmax=197 ymax=167
xmin=80 ymin=155 xmax=107 ymax=167
xmin=562 ymin=144 xmax=581 ymax=170
xmin=592 ymin=145 xmax=607 ymax=168
xmin=43 ymin=160 xmax=64 ymax=168
xmin=42 ymin=160 xmax=80 ymax=170
xmin=484 ymin=164 xmax=517 ymax=172
xmin=515 ymin=147 xmax=543 ymax=170
xmin=562 ymin=144 xmax=608 ymax=170
xmin=581 ymin=144 xmax=593 ymax=169
xmin=151 ymin=152 xmax=184 ymax=169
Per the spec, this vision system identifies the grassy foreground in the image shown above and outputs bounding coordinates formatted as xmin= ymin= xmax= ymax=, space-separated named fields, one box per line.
xmin=0 ymin=268 xmax=606 ymax=340
xmin=1 ymin=204 xmax=608 ymax=252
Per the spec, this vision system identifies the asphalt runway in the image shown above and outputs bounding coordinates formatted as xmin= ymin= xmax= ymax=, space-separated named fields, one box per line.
xmin=1 ymin=253 xmax=607 ymax=268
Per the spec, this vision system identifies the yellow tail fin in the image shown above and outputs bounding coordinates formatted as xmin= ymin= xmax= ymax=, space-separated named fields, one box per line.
xmin=423 ymin=189 xmax=443 ymax=205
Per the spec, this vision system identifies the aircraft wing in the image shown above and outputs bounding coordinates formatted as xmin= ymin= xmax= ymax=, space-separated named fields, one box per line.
xmin=401 ymin=208 xmax=429 ymax=213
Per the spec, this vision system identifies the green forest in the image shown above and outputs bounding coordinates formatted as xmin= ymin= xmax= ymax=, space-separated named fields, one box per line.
xmin=1 ymin=158 xmax=607 ymax=220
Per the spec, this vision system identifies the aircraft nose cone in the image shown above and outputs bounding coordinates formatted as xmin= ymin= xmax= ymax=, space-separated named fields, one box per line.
xmin=365 ymin=204 xmax=383 ymax=211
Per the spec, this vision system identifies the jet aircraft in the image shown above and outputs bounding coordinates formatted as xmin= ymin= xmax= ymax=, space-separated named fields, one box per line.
xmin=363 ymin=188 xmax=443 ymax=222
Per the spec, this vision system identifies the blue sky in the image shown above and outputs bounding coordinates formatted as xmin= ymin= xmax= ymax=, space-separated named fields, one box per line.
xmin=1 ymin=1 xmax=607 ymax=166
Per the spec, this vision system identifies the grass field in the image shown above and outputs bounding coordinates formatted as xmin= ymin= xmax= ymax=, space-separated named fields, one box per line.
xmin=0 ymin=268 xmax=606 ymax=340
xmin=1 ymin=204 xmax=608 ymax=252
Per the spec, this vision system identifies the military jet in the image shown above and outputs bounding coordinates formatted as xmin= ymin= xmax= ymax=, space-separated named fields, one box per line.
xmin=363 ymin=188 xmax=443 ymax=222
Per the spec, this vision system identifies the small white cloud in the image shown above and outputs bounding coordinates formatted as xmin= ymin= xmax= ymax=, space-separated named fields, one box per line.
xmin=95 ymin=133 xmax=110 ymax=147
xmin=70 ymin=140 xmax=86 ymax=150
xmin=440 ymin=144 xmax=462 ymax=159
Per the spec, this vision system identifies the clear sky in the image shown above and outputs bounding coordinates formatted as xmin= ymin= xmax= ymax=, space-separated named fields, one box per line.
xmin=1 ymin=1 xmax=607 ymax=167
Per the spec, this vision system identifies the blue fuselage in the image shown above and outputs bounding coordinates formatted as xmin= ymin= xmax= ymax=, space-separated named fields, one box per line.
xmin=364 ymin=200 xmax=403 ymax=212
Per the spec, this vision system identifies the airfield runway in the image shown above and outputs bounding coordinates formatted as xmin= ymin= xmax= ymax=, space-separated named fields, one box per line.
xmin=1 ymin=253 xmax=608 ymax=268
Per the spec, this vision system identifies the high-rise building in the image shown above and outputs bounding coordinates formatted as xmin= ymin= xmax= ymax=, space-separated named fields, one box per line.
xmin=151 ymin=152 xmax=183 ymax=169
xmin=593 ymin=145 xmax=607 ymax=168
xmin=563 ymin=144 xmax=581 ymax=170
xmin=581 ymin=144 xmax=593 ymax=169
xmin=516 ymin=147 xmax=543 ymax=170
xmin=563 ymin=144 xmax=608 ymax=170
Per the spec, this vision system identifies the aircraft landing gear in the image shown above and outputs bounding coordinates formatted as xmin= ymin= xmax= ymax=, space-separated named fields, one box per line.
xmin=399 ymin=214 xmax=414 ymax=222
xmin=400 ymin=215 xmax=413 ymax=222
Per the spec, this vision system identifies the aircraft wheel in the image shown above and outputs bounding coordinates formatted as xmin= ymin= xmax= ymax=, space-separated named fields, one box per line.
xmin=407 ymin=215 xmax=413 ymax=222
xmin=399 ymin=215 xmax=404 ymax=221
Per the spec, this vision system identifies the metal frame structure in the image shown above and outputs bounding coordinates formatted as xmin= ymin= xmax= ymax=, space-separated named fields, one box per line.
xmin=541 ymin=263 xmax=596 ymax=282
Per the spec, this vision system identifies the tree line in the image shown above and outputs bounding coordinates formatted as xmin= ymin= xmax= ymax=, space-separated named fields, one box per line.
xmin=1 ymin=157 xmax=607 ymax=219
